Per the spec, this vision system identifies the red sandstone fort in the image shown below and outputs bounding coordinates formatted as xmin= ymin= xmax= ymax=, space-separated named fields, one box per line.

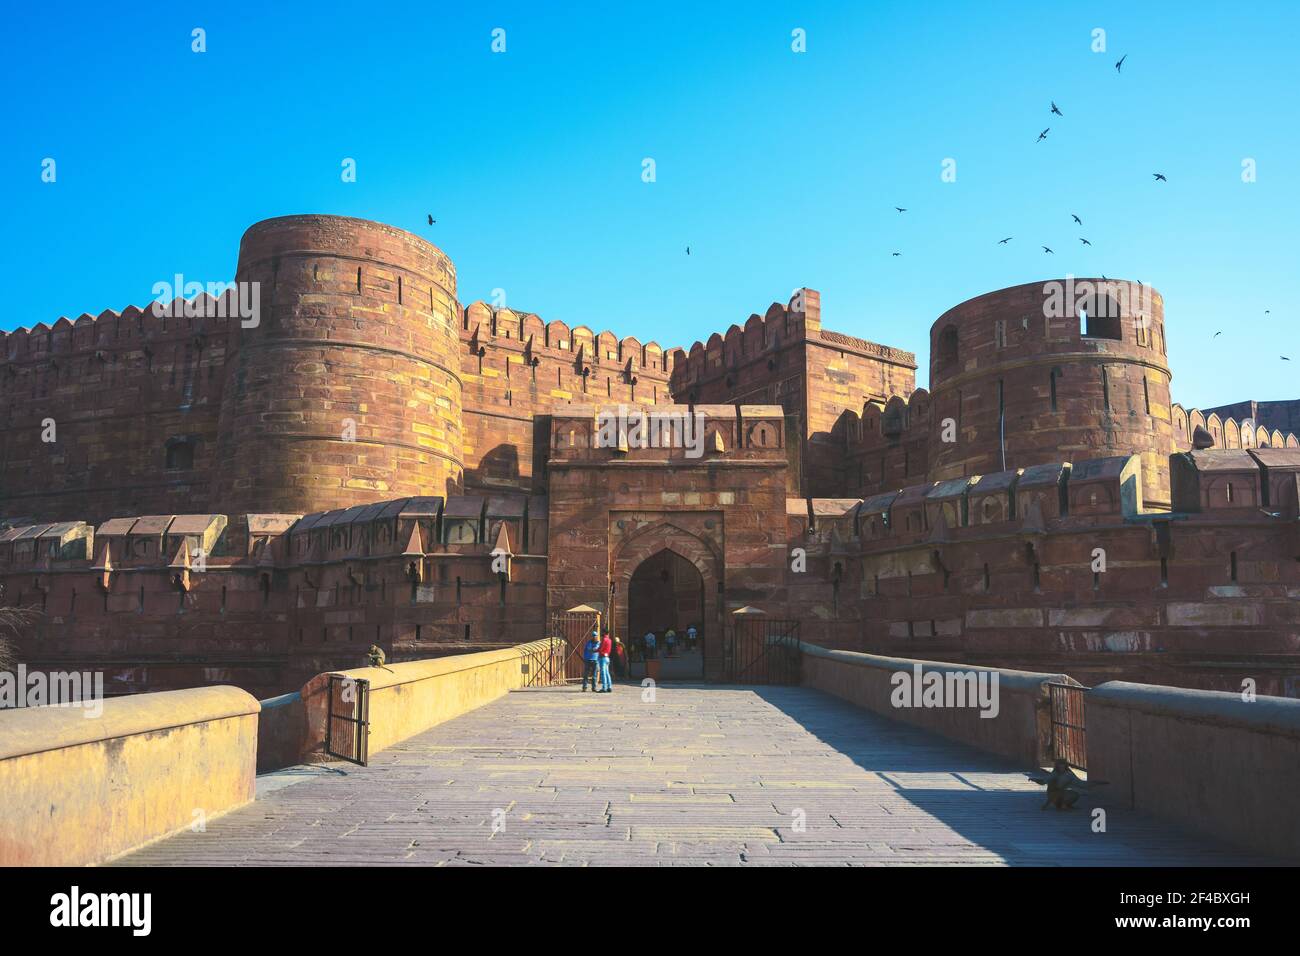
xmin=2 ymin=214 xmax=1298 ymax=698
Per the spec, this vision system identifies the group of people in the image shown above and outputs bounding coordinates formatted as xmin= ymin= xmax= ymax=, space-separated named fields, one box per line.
xmin=640 ymin=624 xmax=697 ymax=659
xmin=580 ymin=624 xmax=700 ymax=691
xmin=581 ymin=629 xmax=627 ymax=692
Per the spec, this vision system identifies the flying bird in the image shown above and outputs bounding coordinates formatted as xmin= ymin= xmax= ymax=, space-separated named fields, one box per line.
xmin=686 ymin=246 xmax=691 ymax=255
xmin=1283 ymin=356 xmax=1292 ymax=361
xmin=892 ymin=252 xmax=902 ymax=257
xmin=1079 ymin=238 xmax=1092 ymax=246
xmin=1115 ymin=54 xmax=1127 ymax=73
xmin=427 ymin=214 xmax=435 ymax=225
xmin=1213 ymin=331 xmax=1222 ymax=338
xmin=998 ymin=237 xmax=1013 ymax=244
xmin=1042 ymin=246 xmax=1054 ymax=254
xmin=1071 ymin=214 xmax=1082 ymax=225
xmin=1037 ymin=128 xmax=1050 ymax=142
xmin=895 ymin=207 xmax=907 ymax=213
xmin=1153 ymin=172 xmax=1167 ymax=182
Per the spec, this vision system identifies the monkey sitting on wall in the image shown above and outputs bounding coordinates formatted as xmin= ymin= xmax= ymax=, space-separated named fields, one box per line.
xmin=365 ymin=644 xmax=393 ymax=672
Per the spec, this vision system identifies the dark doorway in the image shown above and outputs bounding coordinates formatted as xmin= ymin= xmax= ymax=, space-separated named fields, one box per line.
xmin=627 ymin=549 xmax=704 ymax=679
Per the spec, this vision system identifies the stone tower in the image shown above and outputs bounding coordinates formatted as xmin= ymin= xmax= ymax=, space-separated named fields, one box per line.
xmin=926 ymin=278 xmax=1175 ymax=507
xmin=213 ymin=215 xmax=464 ymax=517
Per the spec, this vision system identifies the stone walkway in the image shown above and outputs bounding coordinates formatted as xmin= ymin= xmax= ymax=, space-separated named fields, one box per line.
xmin=116 ymin=683 xmax=1257 ymax=866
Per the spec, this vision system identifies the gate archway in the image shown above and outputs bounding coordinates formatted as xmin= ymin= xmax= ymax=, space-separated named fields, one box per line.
xmin=611 ymin=523 xmax=721 ymax=680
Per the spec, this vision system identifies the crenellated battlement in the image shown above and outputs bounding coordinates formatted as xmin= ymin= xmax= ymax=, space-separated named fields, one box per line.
xmin=461 ymin=301 xmax=674 ymax=375
xmin=1173 ymin=403 xmax=1299 ymax=451
xmin=0 ymin=293 xmax=245 ymax=365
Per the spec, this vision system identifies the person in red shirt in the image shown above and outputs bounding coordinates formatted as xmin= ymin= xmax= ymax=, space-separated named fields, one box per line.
xmin=597 ymin=631 xmax=613 ymax=692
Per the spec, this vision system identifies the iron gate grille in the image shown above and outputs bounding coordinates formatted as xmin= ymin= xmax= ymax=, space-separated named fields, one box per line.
xmin=1047 ymin=681 xmax=1088 ymax=770
xmin=326 ymin=675 xmax=370 ymax=766
xmin=726 ymin=617 xmax=801 ymax=684
xmin=521 ymin=636 xmax=567 ymax=687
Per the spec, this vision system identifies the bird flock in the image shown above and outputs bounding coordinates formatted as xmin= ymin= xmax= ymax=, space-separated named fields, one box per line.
xmin=889 ymin=51 xmax=1168 ymax=262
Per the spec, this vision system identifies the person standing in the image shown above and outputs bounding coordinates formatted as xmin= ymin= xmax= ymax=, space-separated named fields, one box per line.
xmin=665 ymin=627 xmax=677 ymax=658
xmin=582 ymin=631 xmax=600 ymax=692
xmin=598 ymin=630 xmax=614 ymax=692
xmin=611 ymin=635 xmax=628 ymax=680
xmin=643 ymin=630 xmax=657 ymax=660
xmin=686 ymin=624 xmax=698 ymax=652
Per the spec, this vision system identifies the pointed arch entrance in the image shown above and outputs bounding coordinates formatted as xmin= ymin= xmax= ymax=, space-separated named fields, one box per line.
xmin=612 ymin=522 xmax=721 ymax=680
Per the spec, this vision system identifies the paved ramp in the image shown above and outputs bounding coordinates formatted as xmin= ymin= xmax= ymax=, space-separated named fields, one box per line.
xmin=117 ymin=684 xmax=1257 ymax=866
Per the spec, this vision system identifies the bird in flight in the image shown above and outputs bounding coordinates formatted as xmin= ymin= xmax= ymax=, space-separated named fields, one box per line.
xmin=1283 ymin=356 xmax=1292 ymax=361
xmin=1213 ymin=331 xmax=1222 ymax=338
xmin=686 ymin=246 xmax=691 ymax=255
xmin=998 ymin=237 xmax=1013 ymax=244
xmin=1153 ymin=172 xmax=1167 ymax=182
xmin=1115 ymin=54 xmax=1127 ymax=73
xmin=892 ymin=252 xmax=902 ymax=257
xmin=1042 ymin=246 xmax=1054 ymax=254
xmin=1051 ymin=102 xmax=1063 ymax=116
xmin=1079 ymin=238 xmax=1092 ymax=246
xmin=427 ymin=214 xmax=435 ymax=225
xmin=1072 ymin=214 xmax=1082 ymax=225
xmin=1037 ymin=128 xmax=1050 ymax=142
xmin=895 ymin=207 xmax=907 ymax=213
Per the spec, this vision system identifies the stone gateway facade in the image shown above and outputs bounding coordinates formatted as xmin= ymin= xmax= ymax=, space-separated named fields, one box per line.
xmin=2 ymin=215 xmax=1298 ymax=699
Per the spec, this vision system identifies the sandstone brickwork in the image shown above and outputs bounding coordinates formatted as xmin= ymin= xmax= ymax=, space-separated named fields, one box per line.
xmin=2 ymin=216 xmax=1298 ymax=700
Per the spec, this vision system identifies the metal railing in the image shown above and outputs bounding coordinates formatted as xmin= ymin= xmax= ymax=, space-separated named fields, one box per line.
xmin=520 ymin=637 xmax=568 ymax=688
xmin=1046 ymin=681 xmax=1089 ymax=770
xmin=325 ymin=675 xmax=370 ymax=766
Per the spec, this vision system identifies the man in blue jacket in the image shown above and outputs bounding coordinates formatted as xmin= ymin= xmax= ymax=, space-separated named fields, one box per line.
xmin=582 ymin=631 xmax=601 ymax=691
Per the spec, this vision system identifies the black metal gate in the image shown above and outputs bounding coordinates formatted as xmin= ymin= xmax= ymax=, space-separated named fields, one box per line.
xmin=326 ymin=675 xmax=370 ymax=765
xmin=725 ymin=615 xmax=801 ymax=684
xmin=1047 ymin=681 xmax=1088 ymax=770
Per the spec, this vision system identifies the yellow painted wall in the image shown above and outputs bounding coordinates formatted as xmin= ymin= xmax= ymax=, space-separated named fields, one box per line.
xmin=0 ymin=686 xmax=259 ymax=866
xmin=299 ymin=639 xmax=559 ymax=760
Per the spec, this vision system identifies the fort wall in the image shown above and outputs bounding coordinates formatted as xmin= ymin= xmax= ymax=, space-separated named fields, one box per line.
xmin=2 ymin=216 xmax=1298 ymax=703
xmin=0 ymin=300 xmax=232 ymax=526
xmin=457 ymin=301 xmax=674 ymax=493
xmin=667 ymin=290 xmax=917 ymax=496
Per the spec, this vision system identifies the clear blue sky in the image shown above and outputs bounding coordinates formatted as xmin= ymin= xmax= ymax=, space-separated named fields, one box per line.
xmin=3 ymin=1 xmax=1296 ymax=407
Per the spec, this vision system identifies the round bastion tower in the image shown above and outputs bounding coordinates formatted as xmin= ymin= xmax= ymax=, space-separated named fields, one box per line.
xmin=926 ymin=278 xmax=1175 ymax=508
xmin=213 ymin=215 xmax=464 ymax=518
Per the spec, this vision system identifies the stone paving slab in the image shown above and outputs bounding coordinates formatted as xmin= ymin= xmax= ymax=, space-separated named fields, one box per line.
xmin=115 ymin=683 xmax=1264 ymax=867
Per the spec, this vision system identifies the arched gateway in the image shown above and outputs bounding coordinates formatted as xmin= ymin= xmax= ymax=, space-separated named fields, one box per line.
xmin=612 ymin=523 xmax=721 ymax=679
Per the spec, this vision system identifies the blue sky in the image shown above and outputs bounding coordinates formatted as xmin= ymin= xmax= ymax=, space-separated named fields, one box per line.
xmin=3 ymin=1 xmax=1296 ymax=406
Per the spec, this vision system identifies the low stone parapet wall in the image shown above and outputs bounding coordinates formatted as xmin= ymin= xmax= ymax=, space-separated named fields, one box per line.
xmin=0 ymin=686 xmax=260 ymax=866
xmin=799 ymin=642 xmax=1069 ymax=766
xmin=1087 ymin=681 xmax=1300 ymax=860
xmin=290 ymin=639 xmax=562 ymax=764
